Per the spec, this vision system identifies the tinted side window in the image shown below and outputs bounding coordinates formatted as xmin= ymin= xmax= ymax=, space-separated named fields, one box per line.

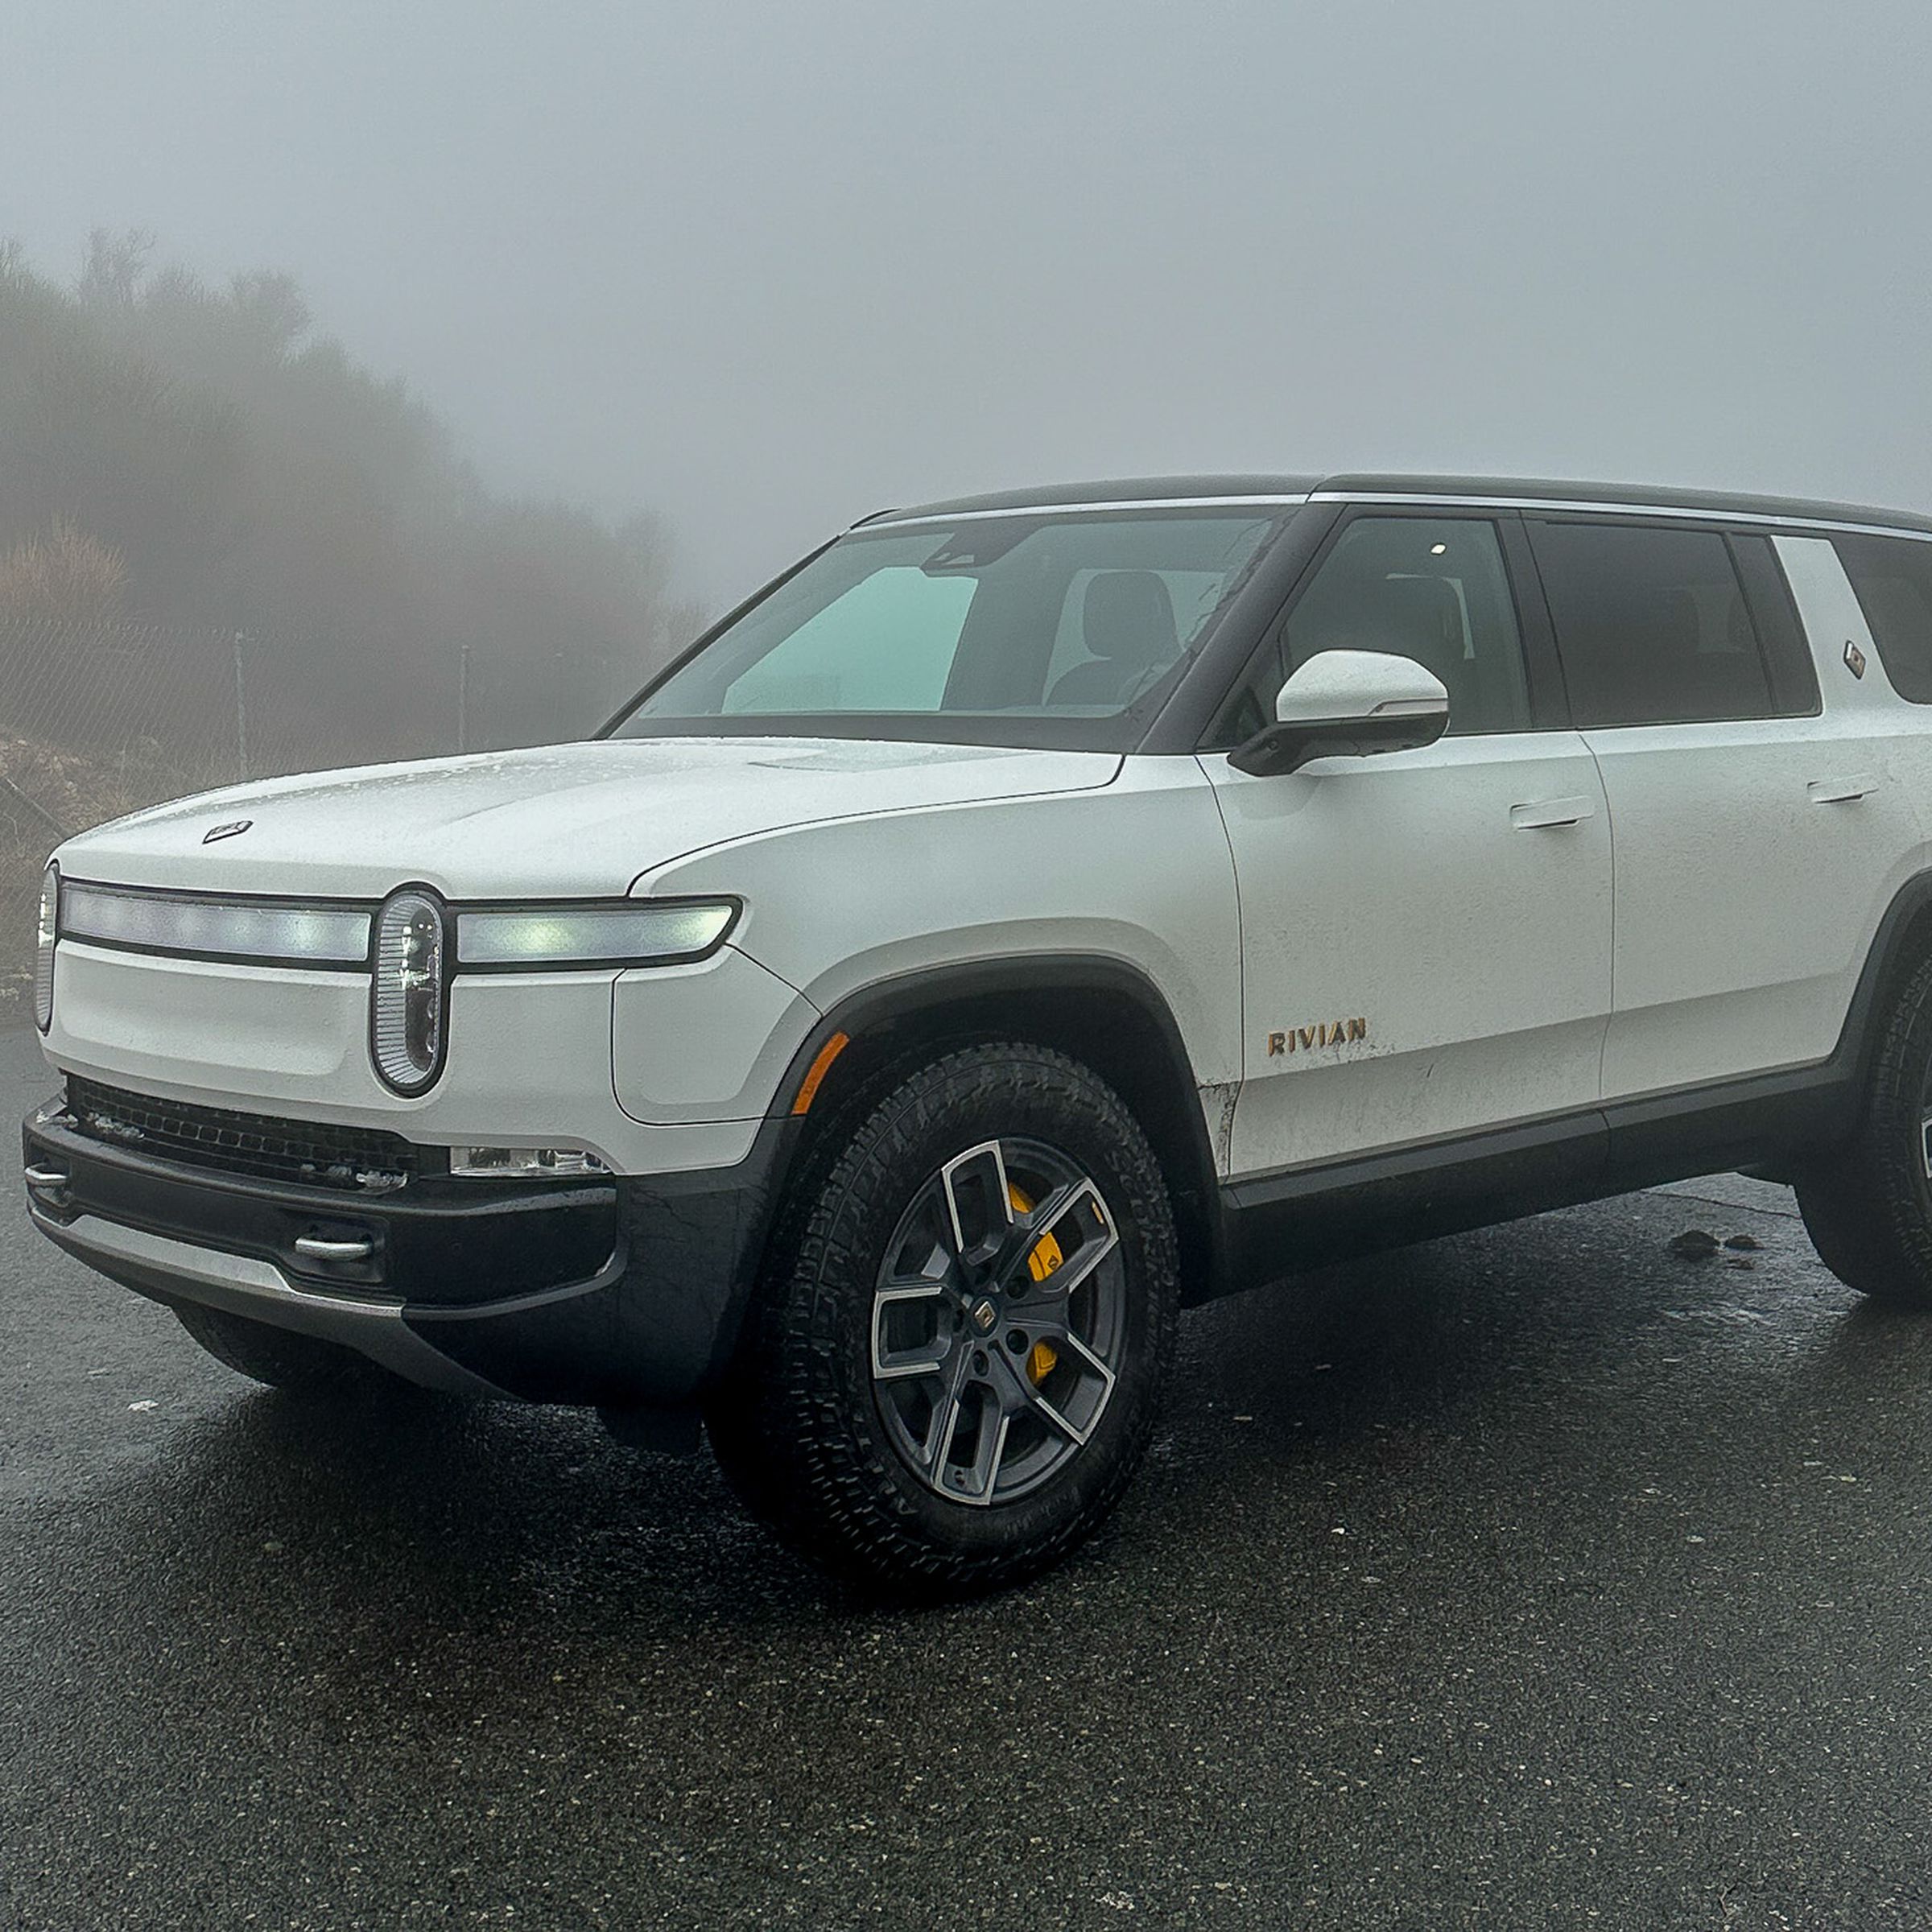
xmin=1528 ymin=522 xmax=1777 ymax=727
xmin=1834 ymin=533 xmax=1932 ymax=703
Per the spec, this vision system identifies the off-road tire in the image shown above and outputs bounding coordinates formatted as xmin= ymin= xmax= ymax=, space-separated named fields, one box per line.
xmin=174 ymin=1302 xmax=409 ymax=1393
xmin=1794 ymin=950 xmax=1932 ymax=1308
xmin=706 ymin=1042 xmax=1180 ymax=1597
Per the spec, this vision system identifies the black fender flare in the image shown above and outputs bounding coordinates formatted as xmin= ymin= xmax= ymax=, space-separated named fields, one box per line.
xmin=760 ymin=951 xmax=1226 ymax=1290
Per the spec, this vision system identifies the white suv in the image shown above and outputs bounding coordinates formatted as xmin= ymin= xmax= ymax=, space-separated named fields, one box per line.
xmin=27 ymin=474 xmax=1932 ymax=1595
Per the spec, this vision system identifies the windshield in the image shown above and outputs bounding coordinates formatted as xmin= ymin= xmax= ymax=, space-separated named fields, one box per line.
xmin=607 ymin=508 xmax=1285 ymax=749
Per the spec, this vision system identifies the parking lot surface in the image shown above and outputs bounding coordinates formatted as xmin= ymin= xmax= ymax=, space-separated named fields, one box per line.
xmin=5 ymin=1022 xmax=1932 ymax=1930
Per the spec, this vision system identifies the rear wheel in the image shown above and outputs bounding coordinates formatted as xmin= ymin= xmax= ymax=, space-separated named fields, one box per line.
xmin=174 ymin=1302 xmax=411 ymax=1393
xmin=1795 ymin=950 xmax=1932 ymax=1308
xmin=707 ymin=1042 xmax=1179 ymax=1596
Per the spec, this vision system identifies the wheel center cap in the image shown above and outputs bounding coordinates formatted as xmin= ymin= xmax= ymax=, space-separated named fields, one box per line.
xmin=969 ymin=1298 xmax=999 ymax=1334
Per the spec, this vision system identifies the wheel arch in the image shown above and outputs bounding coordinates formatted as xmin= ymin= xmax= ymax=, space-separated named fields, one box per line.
xmin=1841 ymin=869 xmax=1932 ymax=1092
xmin=764 ymin=956 xmax=1226 ymax=1304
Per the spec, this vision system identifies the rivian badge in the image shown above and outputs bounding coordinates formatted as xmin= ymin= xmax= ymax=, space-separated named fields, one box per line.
xmin=202 ymin=819 xmax=253 ymax=844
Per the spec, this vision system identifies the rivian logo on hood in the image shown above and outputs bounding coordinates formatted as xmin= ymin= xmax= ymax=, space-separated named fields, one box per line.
xmin=201 ymin=819 xmax=253 ymax=844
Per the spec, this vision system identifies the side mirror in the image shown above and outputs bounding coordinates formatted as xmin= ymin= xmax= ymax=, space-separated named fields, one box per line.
xmin=1228 ymin=649 xmax=1449 ymax=778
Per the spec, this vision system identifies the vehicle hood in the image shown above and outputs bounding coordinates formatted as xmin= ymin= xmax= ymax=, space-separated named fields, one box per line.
xmin=55 ymin=736 xmax=1124 ymax=901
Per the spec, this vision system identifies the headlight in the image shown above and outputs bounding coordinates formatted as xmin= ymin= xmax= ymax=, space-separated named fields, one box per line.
xmin=369 ymin=888 xmax=447 ymax=1095
xmin=454 ymin=898 xmax=737 ymax=970
xmin=33 ymin=862 xmax=57 ymax=1033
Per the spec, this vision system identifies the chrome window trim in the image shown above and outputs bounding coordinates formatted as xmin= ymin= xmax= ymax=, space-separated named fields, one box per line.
xmin=857 ymin=494 xmax=1309 ymax=532
xmin=1306 ymin=490 xmax=1932 ymax=544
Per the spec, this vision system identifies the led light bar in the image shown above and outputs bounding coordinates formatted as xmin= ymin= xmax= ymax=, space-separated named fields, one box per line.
xmin=59 ymin=880 xmax=373 ymax=967
xmin=454 ymin=899 xmax=737 ymax=969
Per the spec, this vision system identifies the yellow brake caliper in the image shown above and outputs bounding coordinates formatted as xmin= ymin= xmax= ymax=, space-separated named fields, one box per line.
xmin=1008 ymin=1184 xmax=1063 ymax=1386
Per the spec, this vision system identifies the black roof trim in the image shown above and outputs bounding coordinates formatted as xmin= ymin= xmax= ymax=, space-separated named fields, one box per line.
xmin=1315 ymin=473 xmax=1932 ymax=536
xmin=859 ymin=472 xmax=1932 ymax=537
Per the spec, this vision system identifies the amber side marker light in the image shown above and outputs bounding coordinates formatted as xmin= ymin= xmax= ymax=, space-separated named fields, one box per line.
xmin=791 ymin=1030 xmax=851 ymax=1116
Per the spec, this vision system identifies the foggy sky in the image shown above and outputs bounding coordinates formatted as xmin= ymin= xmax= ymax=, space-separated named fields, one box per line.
xmin=6 ymin=0 xmax=1932 ymax=604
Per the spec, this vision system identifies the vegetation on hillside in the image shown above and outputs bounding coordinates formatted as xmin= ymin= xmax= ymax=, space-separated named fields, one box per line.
xmin=0 ymin=229 xmax=700 ymax=738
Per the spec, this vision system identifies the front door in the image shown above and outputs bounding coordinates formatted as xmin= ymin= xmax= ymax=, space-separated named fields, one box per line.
xmin=1203 ymin=511 xmax=1613 ymax=1180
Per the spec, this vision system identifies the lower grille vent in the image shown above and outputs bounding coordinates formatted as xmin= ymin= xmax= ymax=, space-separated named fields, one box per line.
xmin=65 ymin=1078 xmax=416 ymax=1194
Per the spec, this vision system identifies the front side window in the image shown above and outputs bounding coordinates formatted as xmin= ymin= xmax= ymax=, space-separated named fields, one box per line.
xmin=1208 ymin=514 xmax=1530 ymax=745
xmin=1528 ymin=521 xmax=1781 ymax=728
xmin=610 ymin=510 xmax=1283 ymax=749
xmin=1834 ymin=531 xmax=1932 ymax=703
xmin=1285 ymin=517 xmax=1530 ymax=734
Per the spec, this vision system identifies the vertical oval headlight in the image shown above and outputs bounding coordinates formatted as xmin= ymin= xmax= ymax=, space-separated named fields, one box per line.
xmin=33 ymin=861 xmax=57 ymax=1034
xmin=370 ymin=888 xmax=447 ymax=1094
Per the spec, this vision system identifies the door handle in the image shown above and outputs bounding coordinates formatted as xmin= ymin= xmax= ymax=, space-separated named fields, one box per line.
xmin=1808 ymin=774 xmax=1876 ymax=804
xmin=1509 ymin=796 xmax=1596 ymax=830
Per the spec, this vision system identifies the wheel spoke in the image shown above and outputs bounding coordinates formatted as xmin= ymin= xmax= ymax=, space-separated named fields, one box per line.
xmin=978 ymin=1316 xmax=1120 ymax=1452
xmin=1058 ymin=1327 xmax=1120 ymax=1390
xmin=871 ymin=1282 xmax=953 ymax=1383
xmin=914 ymin=1349 xmax=974 ymax=1474
xmin=1026 ymin=1386 xmax=1091 ymax=1447
xmin=939 ymin=1140 xmax=1014 ymax=1264
xmin=954 ymin=1404 xmax=1012 ymax=1505
xmin=1001 ymin=1176 xmax=1120 ymax=1302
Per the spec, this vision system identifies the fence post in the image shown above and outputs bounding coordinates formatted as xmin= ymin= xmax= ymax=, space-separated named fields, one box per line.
xmin=232 ymin=631 xmax=249 ymax=781
xmin=457 ymin=642 xmax=469 ymax=754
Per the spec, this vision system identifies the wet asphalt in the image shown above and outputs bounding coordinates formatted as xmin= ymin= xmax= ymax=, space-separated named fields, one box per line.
xmin=6 ymin=1023 xmax=1932 ymax=1932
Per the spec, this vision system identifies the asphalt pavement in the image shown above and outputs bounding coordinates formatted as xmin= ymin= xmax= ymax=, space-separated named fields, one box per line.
xmin=6 ymin=1020 xmax=1932 ymax=1931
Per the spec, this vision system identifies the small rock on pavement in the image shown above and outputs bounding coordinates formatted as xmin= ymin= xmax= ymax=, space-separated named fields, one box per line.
xmin=1724 ymin=1233 xmax=1763 ymax=1251
xmin=1670 ymin=1229 xmax=1721 ymax=1260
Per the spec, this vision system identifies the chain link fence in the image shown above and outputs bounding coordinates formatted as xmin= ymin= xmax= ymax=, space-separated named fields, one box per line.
xmin=0 ymin=616 xmax=650 ymax=1007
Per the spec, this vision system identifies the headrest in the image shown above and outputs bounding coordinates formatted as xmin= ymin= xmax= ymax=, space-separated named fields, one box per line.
xmin=1348 ymin=574 xmax=1461 ymax=657
xmin=1083 ymin=571 xmax=1179 ymax=667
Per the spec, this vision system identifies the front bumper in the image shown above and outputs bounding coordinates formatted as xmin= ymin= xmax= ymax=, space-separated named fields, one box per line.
xmin=24 ymin=1095 xmax=791 ymax=1408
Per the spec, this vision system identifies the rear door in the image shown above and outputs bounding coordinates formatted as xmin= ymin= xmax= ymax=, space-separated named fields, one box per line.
xmin=1525 ymin=516 xmax=1922 ymax=1101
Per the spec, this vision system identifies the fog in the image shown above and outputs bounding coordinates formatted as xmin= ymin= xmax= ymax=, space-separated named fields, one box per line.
xmin=6 ymin=0 xmax=1931 ymax=602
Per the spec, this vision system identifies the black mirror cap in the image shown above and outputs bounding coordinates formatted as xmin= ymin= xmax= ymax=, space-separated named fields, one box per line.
xmin=1228 ymin=705 xmax=1448 ymax=778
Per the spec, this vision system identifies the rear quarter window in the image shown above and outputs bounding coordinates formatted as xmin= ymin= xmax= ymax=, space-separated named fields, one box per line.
xmin=1833 ymin=532 xmax=1932 ymax=703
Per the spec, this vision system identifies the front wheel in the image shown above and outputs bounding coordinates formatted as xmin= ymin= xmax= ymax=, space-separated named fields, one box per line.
xmin=708 ymin=1042 xmax=1180 ymax=1596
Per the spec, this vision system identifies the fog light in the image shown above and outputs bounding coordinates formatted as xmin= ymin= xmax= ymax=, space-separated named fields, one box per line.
xmin=448 ymin=1145 xmax=610 ymax=1179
